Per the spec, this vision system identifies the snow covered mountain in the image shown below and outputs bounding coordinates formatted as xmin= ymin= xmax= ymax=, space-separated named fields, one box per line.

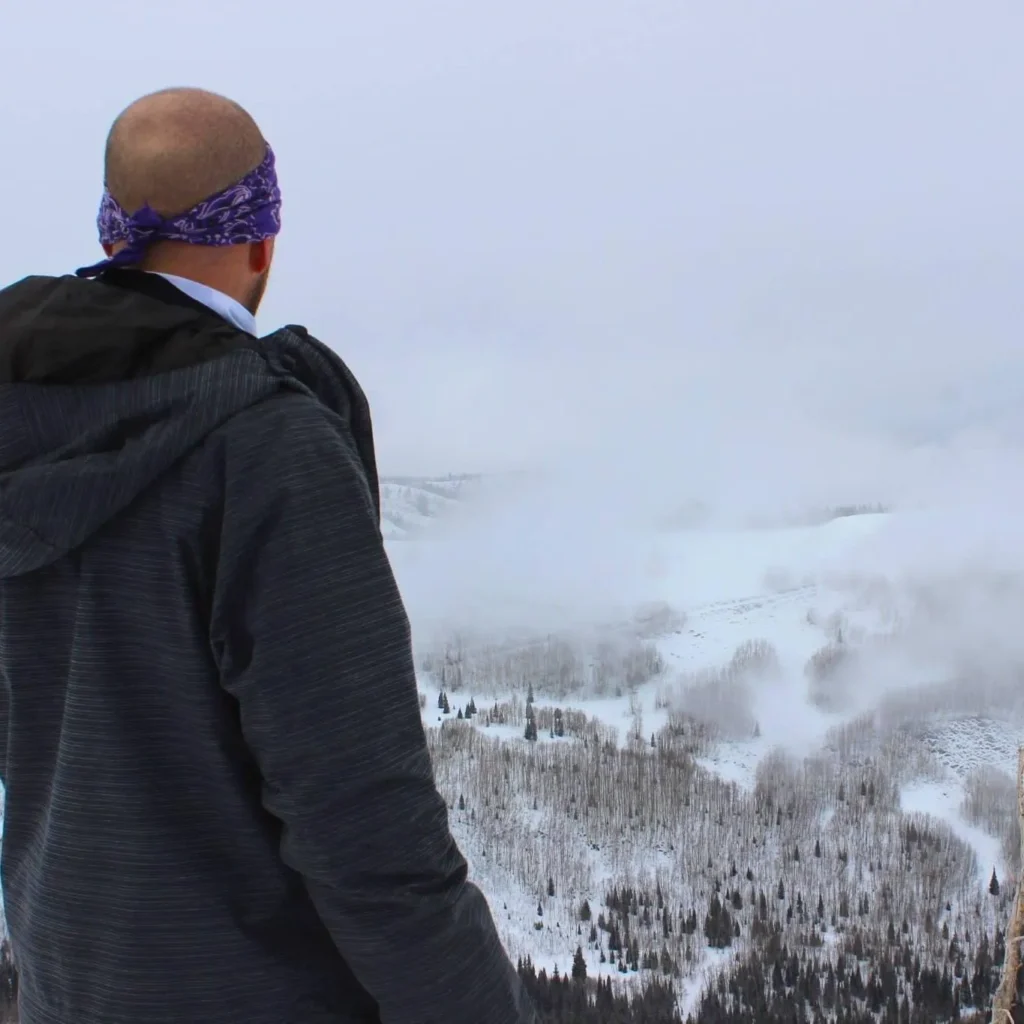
xmin=379 ymin=474 xmax=479 ymax=539
xmin=395 ymin=509 xmax=1019 ymax=1022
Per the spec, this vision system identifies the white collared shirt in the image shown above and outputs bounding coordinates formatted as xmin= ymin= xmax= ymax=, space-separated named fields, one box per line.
xmin=150 ymin=272 xmax=259 ymax=337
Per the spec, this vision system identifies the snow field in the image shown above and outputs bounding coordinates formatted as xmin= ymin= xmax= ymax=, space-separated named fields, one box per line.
xmin=399 ymin=509 xmax=1024 ymax=1012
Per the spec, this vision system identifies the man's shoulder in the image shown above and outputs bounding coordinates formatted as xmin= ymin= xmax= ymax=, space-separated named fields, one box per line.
xmin=215 ymin=326 xmax=360 ymax=456
xmin=213 ymin=389 xmax=347 ymax=472
xmin=244 ymin=327 xmax=381 ymax=516
xmin=256 ymin=327 xmax=369 ymax=426
xmin=198 ymin=387 xmax=381 ymax=556
xmin=183 ymin=326 xmax=381 ymax=522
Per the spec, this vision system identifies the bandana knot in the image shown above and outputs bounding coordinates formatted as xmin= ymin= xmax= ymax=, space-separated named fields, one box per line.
xmin=76 ymin=145 xmax=281 ymax=278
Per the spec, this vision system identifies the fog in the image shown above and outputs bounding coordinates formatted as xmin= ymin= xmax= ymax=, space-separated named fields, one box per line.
xmin=5 ymin=4 xmax=1023 ymax=474
xmin=5 ymin=3 xmax=1024 ymax=660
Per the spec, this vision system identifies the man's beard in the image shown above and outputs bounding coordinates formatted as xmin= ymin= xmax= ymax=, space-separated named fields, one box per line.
xmin=244 ymin=268 xmax=271 ymax=315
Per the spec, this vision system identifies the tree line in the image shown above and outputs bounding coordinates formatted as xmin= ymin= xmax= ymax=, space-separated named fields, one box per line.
xmin=426 ymin=699 xmax=1009 ymax=1021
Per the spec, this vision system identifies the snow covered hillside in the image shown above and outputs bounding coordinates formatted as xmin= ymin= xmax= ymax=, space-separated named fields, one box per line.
xmin=379 ymin=474 xmax=480 ymax=539
xmin=394 ymin=509 xmax=1021 ymax=1021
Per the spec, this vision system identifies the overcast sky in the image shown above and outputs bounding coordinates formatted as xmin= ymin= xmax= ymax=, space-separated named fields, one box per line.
xmin=3 ymin=2 xmax=1023 ymax=507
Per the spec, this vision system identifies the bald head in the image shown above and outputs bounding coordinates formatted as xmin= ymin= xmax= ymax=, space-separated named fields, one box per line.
xmin=105 ymin=88 xmax=267 ymax=216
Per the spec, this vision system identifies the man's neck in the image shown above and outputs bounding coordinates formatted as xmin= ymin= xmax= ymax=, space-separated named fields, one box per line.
xmin=148 ymin=272 xmax=258 ymax=337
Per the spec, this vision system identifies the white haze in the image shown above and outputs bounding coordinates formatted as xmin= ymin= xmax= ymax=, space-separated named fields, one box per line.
xmin=5 ymin=2 xmax=1024 ymax=705
xmin=817 ymin=500 xmax=1024 ymax=719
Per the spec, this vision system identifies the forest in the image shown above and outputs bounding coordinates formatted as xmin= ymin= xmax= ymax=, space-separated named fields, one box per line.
xmin=422 ymin=642 xmax=1019 ymax=1022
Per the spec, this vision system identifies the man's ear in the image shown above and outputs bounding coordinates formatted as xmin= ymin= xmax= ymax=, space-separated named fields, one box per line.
xmin=248 ymin=238 xmax=274 ymax=274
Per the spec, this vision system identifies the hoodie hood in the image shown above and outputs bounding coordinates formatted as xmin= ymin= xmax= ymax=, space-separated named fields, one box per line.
xmin=0 ymin=271 xmax=378 ymax=578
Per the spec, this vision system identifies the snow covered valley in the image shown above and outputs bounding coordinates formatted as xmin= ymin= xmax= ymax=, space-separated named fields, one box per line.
xmin=390 ymin=500 xmax=1024 ymax=1022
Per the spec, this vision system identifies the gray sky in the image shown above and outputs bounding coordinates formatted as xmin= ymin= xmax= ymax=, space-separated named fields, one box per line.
xmin=3 ymin=2 xmax=1024 ymax=506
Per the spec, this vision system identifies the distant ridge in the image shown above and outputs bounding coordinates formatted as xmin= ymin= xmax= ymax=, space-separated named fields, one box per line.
xmin=380 ymin=475 xmax=480 ymax=539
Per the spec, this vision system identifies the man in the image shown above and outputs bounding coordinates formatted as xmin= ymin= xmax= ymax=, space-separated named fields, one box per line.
xmin=0 ymin=88 xmax=535 ymax=1024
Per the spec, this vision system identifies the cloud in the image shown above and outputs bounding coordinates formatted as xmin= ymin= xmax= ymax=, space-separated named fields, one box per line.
xmin=3 ymin=1 xmax=1023 ymax=513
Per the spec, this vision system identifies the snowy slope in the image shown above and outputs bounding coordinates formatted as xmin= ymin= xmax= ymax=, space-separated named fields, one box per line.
xmin=398 ymin=508 xmax=1023 ymax=1012
xmin=379 ymin=474 xmax=478 ymax=539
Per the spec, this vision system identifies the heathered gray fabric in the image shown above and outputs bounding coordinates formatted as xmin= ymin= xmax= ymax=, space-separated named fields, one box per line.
xmin=0 ymin=325 xmax=535 ymax=1023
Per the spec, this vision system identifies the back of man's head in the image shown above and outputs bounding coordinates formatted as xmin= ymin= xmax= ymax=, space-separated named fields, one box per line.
xmin=96 ymin=87 xmax=277 ymax=313
xmin=105 ymin=88 xmax=266 ymax=218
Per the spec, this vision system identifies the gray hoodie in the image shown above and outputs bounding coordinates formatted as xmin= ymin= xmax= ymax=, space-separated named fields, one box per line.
xmin=0 ymin=270 xmax=534 ymax=1024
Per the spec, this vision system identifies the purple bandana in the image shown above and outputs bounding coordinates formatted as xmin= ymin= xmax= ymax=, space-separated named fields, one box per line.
xmin=75 ymin=146 xmax=282 ymax=278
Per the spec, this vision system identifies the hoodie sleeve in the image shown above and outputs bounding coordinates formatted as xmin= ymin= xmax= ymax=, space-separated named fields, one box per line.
xmin=210 ymin=394 xmax=535 ymax=1024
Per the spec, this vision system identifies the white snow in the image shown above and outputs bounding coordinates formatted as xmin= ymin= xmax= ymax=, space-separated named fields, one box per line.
xmin=398 ymin=505 xmax=1022 ymax=1008
xmin=900 ymin=779 xmax=1004 ymax=887
xmin=678 ymin=948 xmax=733 ymax=1019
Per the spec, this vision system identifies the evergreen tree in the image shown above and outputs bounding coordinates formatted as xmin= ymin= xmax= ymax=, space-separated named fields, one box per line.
xmin=524 ymin=713 xmax=538 ymax=742
xmin=571 ymin=946 xmax=587 ymax=983
xmin=703 ymin=894 xmax=733 ymax=949
xmin=989 ymin=868 xmax=1000 ymax=896
xmin=660 ymin=947 xmax=674 ymax=976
